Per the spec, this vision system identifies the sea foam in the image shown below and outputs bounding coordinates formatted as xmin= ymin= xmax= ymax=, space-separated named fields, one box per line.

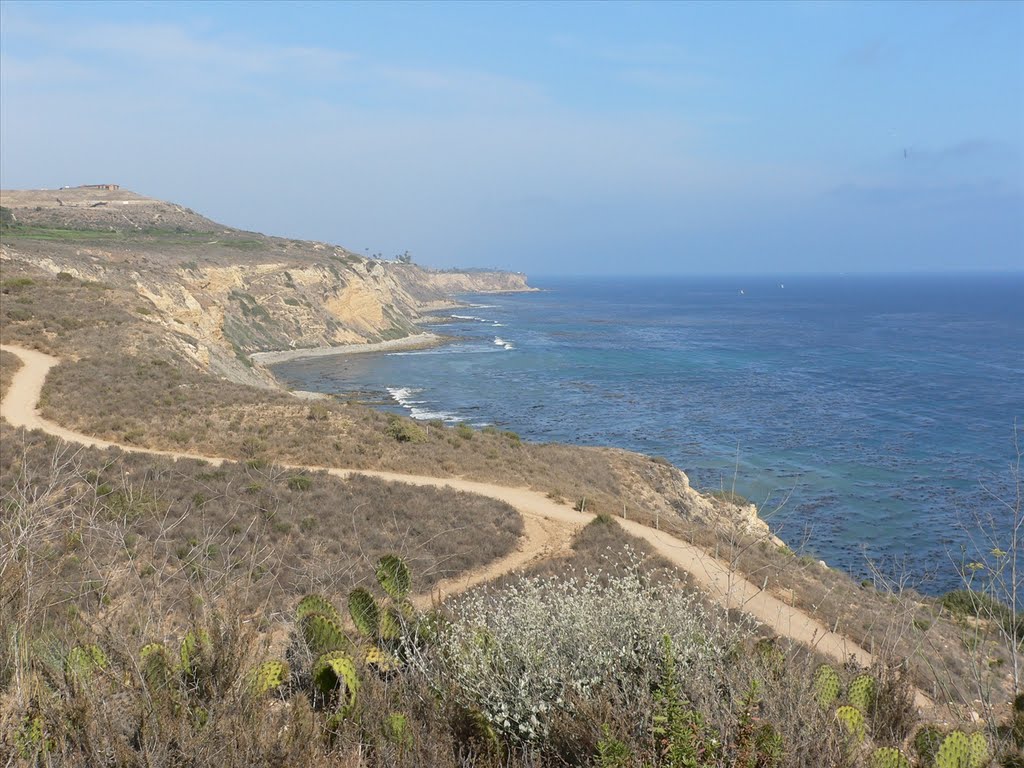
xmin=387 ymin=386 xmax=457 ymax=421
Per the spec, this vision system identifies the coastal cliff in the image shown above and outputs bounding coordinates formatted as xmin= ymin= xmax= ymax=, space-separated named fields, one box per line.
xmin=0 ymin=188 xmax=532 ymax=385
xmin=0 ymin=187 xmax=775 ymax=548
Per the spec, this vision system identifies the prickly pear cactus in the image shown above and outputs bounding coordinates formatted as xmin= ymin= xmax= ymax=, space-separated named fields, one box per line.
xmin=179 ymin=629 xmax=212 ymax=679
xmin=869 ymin=747 xmax=911 ymax=768
xmin=348 ymin=587 xmax=381 ymax=639
xmin=312 ymin=649 xmax=359 ymax=711
xmin=379 ymin=605 xmax=402 ymax=641
xmin=364 ymin=645 xmax=400 ymax=672
xmin=914 ymin=724 xmax=945 ymax=765
xmin=248 ymin=660 xmax=288 ymax=696
xmin=754 ymin=638 xmax=785 ymax=677
xmin=296 ymin=594 xmax=343 ymax=626
xmin=847 ymin=673 xmax=877 ymax=713
xmin=14 ymin=713 xmax=52 ymax=759
xmin=936 ymin=731 xmax=970 ymax=768
xmin=140 ymin=642 xmax=174 ymax=693
xmin=300 ymin=612 xmax=350 ymax=657
xmin=835 ymin=705 xmax=866 ymax=744
xmin=813 ymin=664 xmax=842 ymax=709
xmin=376 ymin=555 xmax=411 ymax=601
xmin=66 ymin=644 xmax=108 ymax=684
xmin=966 ymin=732 xmax=989 ymax=768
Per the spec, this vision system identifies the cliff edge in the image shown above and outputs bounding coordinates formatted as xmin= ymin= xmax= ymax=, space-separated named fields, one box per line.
xmin=0 ymin=187 xmax=532 ymax=385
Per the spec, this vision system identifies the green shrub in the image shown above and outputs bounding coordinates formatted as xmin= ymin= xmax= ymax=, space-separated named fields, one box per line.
xmin=306 ymin=402 xmax=330 ymax=421
xmin=707 ymin=489 xmax=752 ymax=506
xmin=385 ymin=415 xmax=426 ymax=443
xmin=1 ymin=277 xmax=35 ymax=291
xmin=941 ymin=589 xmax=1024 ymax=642
xmin=287 ymin=475 xmax=312 ymax=492
xmin=455 ymin=423 xmax=474 ymax=440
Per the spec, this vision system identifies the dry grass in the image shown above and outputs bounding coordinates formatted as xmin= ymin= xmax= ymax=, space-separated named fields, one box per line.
xmin=0 ymin=348 xmax=19 ymax=401
xmin=0 ymin=504 xmax=933 ymax=768
xmin=0 ymin=423 xmax=521 ymax=653
xmin=669 ymin=522 xmax=1018 ymax=709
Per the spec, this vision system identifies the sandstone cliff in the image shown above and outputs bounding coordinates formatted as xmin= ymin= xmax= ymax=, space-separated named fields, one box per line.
xmin=0 ymin=188 xmax=533 ymax=386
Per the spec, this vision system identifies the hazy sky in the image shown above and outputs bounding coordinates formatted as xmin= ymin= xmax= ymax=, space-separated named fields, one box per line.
xmin=2 ymin=1 xmax=1022 ymax=275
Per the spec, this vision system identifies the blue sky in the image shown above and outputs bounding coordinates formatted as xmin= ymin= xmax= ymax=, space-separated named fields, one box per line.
xmin=1 ymin=1 xmax=1021 ymax=275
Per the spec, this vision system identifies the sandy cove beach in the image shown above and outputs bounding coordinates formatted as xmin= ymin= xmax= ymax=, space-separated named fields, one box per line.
xmin=248 ymin=332 xmax=449 ymax=365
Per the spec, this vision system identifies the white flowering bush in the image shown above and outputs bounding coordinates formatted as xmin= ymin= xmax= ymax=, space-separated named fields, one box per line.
xmin=413 ymin=549 xmax=750 ymax=744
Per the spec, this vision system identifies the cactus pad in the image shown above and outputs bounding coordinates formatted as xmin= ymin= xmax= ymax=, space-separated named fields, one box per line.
xmin=847 ymin=673 xmax=877 ymax=713
xmin=376 ymin=555 xmax=411 ymax=601
xmin=936 ymin=730 xmax=970 ymax=768
xmin=754 ymin=638 xmax=785 ymax=679
xmin=379 ymin=605 xmax=402 ymax=641
xmin=869 ymin=747 xmax=911 ymax=768
xmin=179 ymin=629 xmax=212 ymax=678
xmin=14 ymin=713 xmax=52 ymax=759
xmin=966 ymin=732 xmax=989 ymax=768
xmin=835 ymin=705 xmax=866 ymax=744
xmin=815 ymin=663 xmax=839 ymax=712
xmin=364 ymin=645 xmax=400 ymax=672
xmin=300 ymin=612 xmax=350 ymax=657
xmin=313 ymin=649 xmax=359 ymax=710
xmin=66 ymin=644 xmax=108 ymax=683
xmin=813 ymin=664 xmax=842 ymax=709
xmin=140 ymin=642 xmax=174 ymax=692
xmin=914 ymin=724 xmax=945 ymax=764
xmin=348 ymin=587 xmax=381 ymax=639
xmin=248 ymin=660 xmax=288 ymax=696
xmin=296 ymin=594 xmax=343 ymax=626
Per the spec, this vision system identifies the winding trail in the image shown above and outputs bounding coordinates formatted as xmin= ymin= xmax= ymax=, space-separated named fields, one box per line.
xmin=0 ymin=344 xmax=932 ymax=709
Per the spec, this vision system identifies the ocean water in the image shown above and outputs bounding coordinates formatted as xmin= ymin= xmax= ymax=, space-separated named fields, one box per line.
xmin=272 ymin=274 xmax=1024 ymax=594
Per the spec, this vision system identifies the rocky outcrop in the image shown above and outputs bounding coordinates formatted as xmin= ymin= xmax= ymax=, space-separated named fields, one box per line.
xmin=606 ymin=449 xmax=781 ymax=544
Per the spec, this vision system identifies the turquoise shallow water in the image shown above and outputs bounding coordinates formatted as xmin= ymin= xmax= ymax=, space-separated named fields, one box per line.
xmin=272 ymin=274 xmax=1024 ymax=594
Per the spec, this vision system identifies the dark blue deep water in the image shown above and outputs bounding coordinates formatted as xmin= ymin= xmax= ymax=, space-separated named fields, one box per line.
xmin=273 ymin=274 xmax=1024 ymax=593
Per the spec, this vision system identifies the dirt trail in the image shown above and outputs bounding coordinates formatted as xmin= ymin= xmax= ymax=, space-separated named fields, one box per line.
xmin=0 ymin=344 xmax=933 ymax=709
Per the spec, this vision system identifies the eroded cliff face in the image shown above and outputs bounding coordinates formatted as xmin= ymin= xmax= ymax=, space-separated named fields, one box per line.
xmin=3 ymin=245 xmax=531 ymax=386
xmin=1 ymin=188 xmax=533 ymax=387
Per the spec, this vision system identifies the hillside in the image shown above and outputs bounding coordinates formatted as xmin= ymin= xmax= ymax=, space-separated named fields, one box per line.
xmin=0 ymin=187 xmax=532 ymax=386
xmin=1 ymin=189 xmax=1018 ymax=767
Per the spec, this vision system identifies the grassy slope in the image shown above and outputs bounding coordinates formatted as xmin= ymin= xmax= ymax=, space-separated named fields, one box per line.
xmin=0 ymin=422 xmax=521 ymax=661
xmin=1 ymin=215 xmax=1016 ymax=717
